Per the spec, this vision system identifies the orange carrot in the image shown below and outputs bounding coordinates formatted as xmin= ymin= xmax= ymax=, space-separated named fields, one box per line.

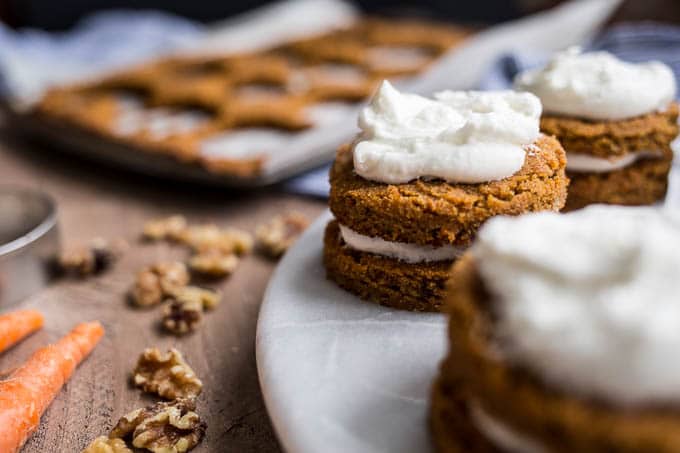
xmin=0 ymin=321 xmax=104 ymax=453
xmin=0 ymin=310 xmax=44 ymax=353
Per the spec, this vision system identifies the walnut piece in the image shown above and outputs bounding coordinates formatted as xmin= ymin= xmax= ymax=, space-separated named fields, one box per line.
xmin=58 ymin=238 xmax=126 ymax=276
xmin=132 ymin=262 xmax=190 ymax=307
xmin=154 ymin=262 xmax=191 ymax=294
xmin=188 ymin=250 xmax=239 ymax=277
xmin=162 ymin=298 xmax=202 ymax=335
xmin=256 ymin=212 xmax=309 ymax=258
xmin=143 ymin=215 xmax=188 ymax=241
xmin=177 ymin=224 xmax=253 ymax=255
xmin=175 ymin=286 xmax=221 ymax=310
xmin=81 ymin=436 xmax=132 ymax=453
xmin=133 ymin=348 xmax=202 ymax=400
xmin=111 ymin=399 xmax=206 ymax=453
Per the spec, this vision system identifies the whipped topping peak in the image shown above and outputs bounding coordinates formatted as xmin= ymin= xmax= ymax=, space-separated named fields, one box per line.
xmin=515 ymin=48 xmax=677 ymax=120
xmin=473 ymin=206 xmax=680 ymax=406
xmin=353 ymin=81 xmax=541 ymax=184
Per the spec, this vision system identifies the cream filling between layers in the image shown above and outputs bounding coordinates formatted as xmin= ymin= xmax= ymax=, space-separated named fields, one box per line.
xmin=338 ymin=224 xmax=464 ymax=263
xmin=470 ymin=402 xmax=549 ymax=453
xmin=566 ymin=150 xmax=664 ymax=173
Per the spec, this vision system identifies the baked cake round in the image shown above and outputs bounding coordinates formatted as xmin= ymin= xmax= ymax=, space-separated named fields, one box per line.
xmin=324 ymin=81 xmax=568 ymax=311
xmin=329 ymin=134 xmax=568 ymax=247
xmin=431 ymin=206 xmax=680 ymax=452
xmin=323 ymin=220 xmax=453 ymax=311
xmin=516 ymin=49 xmax=679 ymax=210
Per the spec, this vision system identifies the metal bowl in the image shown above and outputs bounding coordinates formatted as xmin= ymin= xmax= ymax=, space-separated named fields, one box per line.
xmin=0 ymin=187 xmax=59 ymax=307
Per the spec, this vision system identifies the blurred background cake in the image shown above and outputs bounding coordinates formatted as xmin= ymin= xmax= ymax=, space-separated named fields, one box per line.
xmin=432 ymin=206 xmax=680 ymax=452
xmin=515 ymin=49 xmax=679 ymax=210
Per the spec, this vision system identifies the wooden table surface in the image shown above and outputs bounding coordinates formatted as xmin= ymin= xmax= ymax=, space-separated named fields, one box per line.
xmin=0 ymin=128 xmax=326 ymax=452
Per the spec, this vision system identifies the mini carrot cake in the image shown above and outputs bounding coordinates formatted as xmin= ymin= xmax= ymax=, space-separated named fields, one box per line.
xmin=515 ymin=48 xmax=679 ymax=210
xmin=431 ymin=206 xmax=680 ymax=452
xmin=324 ymin=81 xmax=568 ymax=311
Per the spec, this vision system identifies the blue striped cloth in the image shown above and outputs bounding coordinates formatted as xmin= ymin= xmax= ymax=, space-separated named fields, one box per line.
xmin=287 ymin=22 xmax=680 ymax=198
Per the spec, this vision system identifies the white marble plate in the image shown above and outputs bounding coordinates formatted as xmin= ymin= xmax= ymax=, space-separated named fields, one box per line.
xmin=256 ymin=210 xmax=448 ymax=453
xmin=257 ymin=162 xmax=680 ymax=453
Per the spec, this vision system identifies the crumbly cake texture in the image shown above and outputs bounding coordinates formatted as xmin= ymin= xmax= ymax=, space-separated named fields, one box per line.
xmin=542 ymin=105 xmax=677 ymax=210
xmin=430 ymin=255 xmax=680 ymax=453
xmin=329 ymin=134 xmax=569 ymax=247
xmin=323 ymin=220 xmax=451 ymax=311
xmin=540 ymin=103 xmax=679 ymax=159
xmin=32 ymin=19 xmax=469 ymax=178
xmin=430 ymin=377 xmax=500 ymax=453
xmin=564 ymin=151 xmax=673 ymax=211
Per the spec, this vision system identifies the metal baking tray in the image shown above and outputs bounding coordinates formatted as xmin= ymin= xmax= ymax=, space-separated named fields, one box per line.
xmin=4 ymin=0 xmax=619 ymax=188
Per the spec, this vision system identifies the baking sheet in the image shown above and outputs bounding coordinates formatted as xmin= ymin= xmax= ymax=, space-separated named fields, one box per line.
xmin=8 ymin=0 xmax=622 ymax=188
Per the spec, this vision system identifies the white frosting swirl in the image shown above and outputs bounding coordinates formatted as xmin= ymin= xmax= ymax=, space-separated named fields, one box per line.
xmin=473 ymin=206 xmax=680 ymax=405
xmin=352 ymin=81 xmax=541 ymax=184
xmin=515 ymin=48 xmax=677 ymax=121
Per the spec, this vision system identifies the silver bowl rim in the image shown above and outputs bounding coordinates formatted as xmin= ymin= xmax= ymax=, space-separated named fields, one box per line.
xmin=0 ymin=186 xmax=58 ymax=257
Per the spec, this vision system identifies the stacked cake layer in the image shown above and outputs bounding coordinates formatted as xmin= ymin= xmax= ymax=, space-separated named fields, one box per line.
xmin=324 ymin=82 xmax=568 ymax=311
xmin=431 ymin=207 xmax=680 ymax=452
xmin=515 ymin=49 xmax=679 ymax=210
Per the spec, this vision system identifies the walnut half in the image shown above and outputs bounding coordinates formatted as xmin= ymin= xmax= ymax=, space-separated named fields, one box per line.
xmin=174 ymin=286 xmax=221 ymax=310
xmin=256 ymin=212 xmax=309 ymax=258
xmin=188 ymin=250 xmax=239 ymax=277
xmin=142 ymin=215 xmax=187 ymax=241
xmin=111 ymin=399 xmax=206 ymax=453
xmin=177 ymin=224 xmax=253 ymax=255
xmin=57 ymin=238 xmax=126 ymax=276
xmin=81 ymin=436 xmax=132 ymax=453
xmin=133 ymin=348 xmax=203 ymax=400
xmin=162 ymin=298 xmax=202 ymax=335
xmin=131 ymin=261 xmax=190 ymax=307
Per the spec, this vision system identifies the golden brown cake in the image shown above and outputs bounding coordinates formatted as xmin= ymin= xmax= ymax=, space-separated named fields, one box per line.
xmin=323 ymin=220 xmax=453 ymax=311
xmin=542 ymin=106 xmax=678 ymax=210
xmin=324 ymin=84 xmax=568 ymax=311
xmin=431 ymin=207 xmax=680 ymax=452
xmin=329 ymin=135 xmax=568 ymax=247
xmin=515 ymin=49 xmax=679 ymax=210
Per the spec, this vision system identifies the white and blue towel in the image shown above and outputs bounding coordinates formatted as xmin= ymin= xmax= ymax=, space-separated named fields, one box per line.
xmin=0 ymin=11 xmax=201 ymax=106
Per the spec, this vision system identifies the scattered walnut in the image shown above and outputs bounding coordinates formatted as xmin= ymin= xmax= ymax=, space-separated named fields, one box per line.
xmin=188 ymin=250 xmax=239 ymax=277
xmin=142 ymin=215 xmax=187 ymax=241
xmin=110 ymin=399 xmax=206 ymax=453
xmin=178 ymin=224 xmax=253 ymax=255
xmin=162 ymin=298 xmax=202 ymax=335
xmin=132 ymin=262 xmax=190 ymax=307
xmin=154 ymin=262 xmax=191 ymax=294
xmin=133 ymin=348 xmax=202 ymax=400
xmin=256 ymin=212 xmax=309 ymax=258
xmin=57 ymin=238 xmax=126 ymax=276
xmin=81 ymin=436 xmax=132 ymax=453
xmin=132 ymin=268 xmax=163 ymax=307
xmin=175 ymin=286 xmax=221 ymax=310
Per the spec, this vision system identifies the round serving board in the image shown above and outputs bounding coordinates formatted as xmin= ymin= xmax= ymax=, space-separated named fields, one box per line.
xmin=256 ymin=211 xmax=448 ymax=453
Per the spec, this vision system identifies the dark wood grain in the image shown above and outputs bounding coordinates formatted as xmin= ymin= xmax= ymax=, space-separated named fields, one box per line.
xmin=0 ymin=126 xmax=326 ymax=452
